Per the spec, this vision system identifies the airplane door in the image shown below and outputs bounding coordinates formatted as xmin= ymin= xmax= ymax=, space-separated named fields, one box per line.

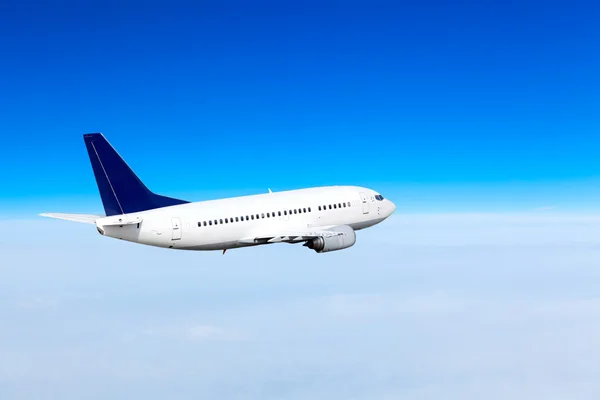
xmin=171 ymin=217 xmax=182 ymax=240
xmin=360 ymin=192 xmax=369 ymax=214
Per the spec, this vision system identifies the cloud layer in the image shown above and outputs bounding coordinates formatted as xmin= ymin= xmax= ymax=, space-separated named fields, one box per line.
xmin=1 ymin=214 xmax=599 ymax=399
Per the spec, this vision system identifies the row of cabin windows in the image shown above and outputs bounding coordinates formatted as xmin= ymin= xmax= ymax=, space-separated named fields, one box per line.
xmin=198 ymin=207 xmax=312 ymax=227
xmin=318 ymin=201 xmax=351 ymax=211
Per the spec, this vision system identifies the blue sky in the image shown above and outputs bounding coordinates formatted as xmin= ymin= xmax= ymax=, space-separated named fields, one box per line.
xmin=1 ymin=0 xmax=599 ymax=215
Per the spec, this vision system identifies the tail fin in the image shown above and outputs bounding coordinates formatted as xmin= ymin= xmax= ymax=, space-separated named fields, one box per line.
xmin=83 ymin=133 xmax=188 ymax=216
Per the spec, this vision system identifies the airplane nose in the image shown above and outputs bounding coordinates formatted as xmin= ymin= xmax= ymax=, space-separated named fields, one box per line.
xmin=385 ymin=199 xmax=396 ymax=217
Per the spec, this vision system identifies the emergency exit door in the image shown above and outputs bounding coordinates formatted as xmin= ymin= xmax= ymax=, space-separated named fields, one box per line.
xmin=171 ymin=217 xmax=182 ymax=240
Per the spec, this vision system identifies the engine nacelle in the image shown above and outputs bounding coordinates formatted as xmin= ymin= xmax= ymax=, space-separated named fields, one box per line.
xmin=304 ymin=225 xmax=356 ymax=253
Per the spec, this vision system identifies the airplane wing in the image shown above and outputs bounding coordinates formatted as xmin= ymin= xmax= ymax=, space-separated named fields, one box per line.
xmin=39 ymin=213 xmax=103 ymax=224
xmin=238 ymin=226 xmax=345 ymax=245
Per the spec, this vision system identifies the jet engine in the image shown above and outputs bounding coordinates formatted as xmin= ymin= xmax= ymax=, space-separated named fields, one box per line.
xmin=304 ymin=225 xmax=356 ymax=253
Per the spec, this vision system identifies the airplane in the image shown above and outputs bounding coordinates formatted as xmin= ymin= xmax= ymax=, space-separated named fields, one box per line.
xmin=41 ymin=133 xmax=396 ymax=253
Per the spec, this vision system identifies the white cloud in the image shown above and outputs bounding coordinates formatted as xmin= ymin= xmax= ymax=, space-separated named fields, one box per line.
xmin=137 ymin=324 xmax=244 ymax=342
xmin=14 ymin=297 xmax=57 ymax=311
xmin=1 ymin=214 xmax=600 ymax=399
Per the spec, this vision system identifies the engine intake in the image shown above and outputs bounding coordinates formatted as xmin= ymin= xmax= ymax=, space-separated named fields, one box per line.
xmin=304 ymin=225 xmax=356 ymax=253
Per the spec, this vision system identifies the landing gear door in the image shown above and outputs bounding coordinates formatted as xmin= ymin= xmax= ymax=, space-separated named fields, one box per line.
xmin=171 ymin=217 xmax=182 ymax=240
xmin=360 ymin=192 xmax=369 ymax=214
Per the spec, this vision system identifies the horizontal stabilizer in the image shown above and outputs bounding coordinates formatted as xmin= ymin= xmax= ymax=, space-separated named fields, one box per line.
xmin=39 ymin=213 xmax=102 ymax=224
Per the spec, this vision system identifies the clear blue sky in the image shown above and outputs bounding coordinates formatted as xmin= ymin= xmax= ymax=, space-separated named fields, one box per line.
xmin=1 ymin=0 xmax=599 ymax=215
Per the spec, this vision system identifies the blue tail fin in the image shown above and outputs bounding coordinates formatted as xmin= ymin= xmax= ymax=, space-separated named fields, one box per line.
xmin=83 ymin=133 xmax=189 ymax=216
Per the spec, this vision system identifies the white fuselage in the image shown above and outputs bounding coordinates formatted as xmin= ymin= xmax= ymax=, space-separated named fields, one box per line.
xmin=95 ymin=186 xmax=395 ymax=251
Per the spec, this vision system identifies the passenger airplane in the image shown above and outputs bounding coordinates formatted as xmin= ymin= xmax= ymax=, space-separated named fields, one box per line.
xmin=41 ymin=134 xmax=395 ymax=253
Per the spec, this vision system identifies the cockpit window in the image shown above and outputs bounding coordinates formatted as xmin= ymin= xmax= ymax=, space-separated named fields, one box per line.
xmin=375 ymin=194 xmax=384 ymax=201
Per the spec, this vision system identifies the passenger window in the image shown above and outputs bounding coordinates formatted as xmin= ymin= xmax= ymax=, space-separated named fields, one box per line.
xmin=284 ymin=210 xmax=287 ymax=215
xmin=278 ymin=211 xmax=282 ymax=216
xmin=198 ymin=222 xmax=201 ymax=227
xmin=308 ymin=207 xmax=311 ymax=212
xmin=329 ymin=205 xmax=332 ymax=209
xmin=334 ymin=204 xmax=337 ymax=209
xmin=338 ymin=203 xmax=341 ymax=208
xmin=219 ymin=219 xmax=223 ymax=224
xmin=251 ymin=215 xmax=254 ymax=220
xmin=214 ymin=220 xmax=217 ymax=225
xmin=235 ymin=217 xmax=238 ymax=222
xmin=209 ymin=220 xmax=212 ymax=226
xmin=261 ymin=213 xmax=265 ymax=218
xmin=293 ymin=209 xmax=297 ymax=214
xmin=225 ymin=218 xmax=228 ymax=223
xmin=256 ymin=214 xmax=259 ymax=219
xmin=318 ymin=206 xmax=321 ymax=211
